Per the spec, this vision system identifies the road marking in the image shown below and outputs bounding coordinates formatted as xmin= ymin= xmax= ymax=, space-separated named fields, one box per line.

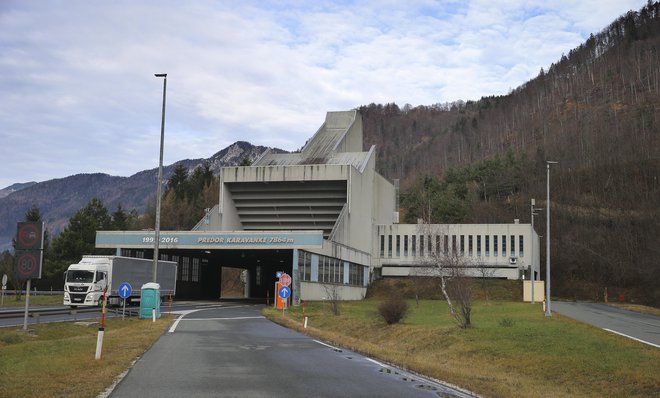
xmin=169 ymin=311 xmax=265 ymax=333
xmin=365 ymin=357 xmax=385 ymax=367
xmin=313 ymin=339 xmax=341 ymax=350
xmin=603 ymin=328 xmax=660 ymax=348
xmin=169 ymin=309 xmax=201 ymax=333
xmin=183 ymin=316 xmax=265 ymax=321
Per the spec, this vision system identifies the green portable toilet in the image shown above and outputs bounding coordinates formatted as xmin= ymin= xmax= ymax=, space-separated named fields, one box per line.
xmin=139 ymin=282 xmax=161 ymax=319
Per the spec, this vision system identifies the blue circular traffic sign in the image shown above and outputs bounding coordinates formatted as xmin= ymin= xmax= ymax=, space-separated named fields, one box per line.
xmin=118 ymin=282 xmax=133 ymax=299
xmin=278 ymin=286 xmax=291 ymax=299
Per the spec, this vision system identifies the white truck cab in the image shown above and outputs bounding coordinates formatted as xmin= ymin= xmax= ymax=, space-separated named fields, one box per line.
xmin=63 ymin=260 xmax=108 ymax=307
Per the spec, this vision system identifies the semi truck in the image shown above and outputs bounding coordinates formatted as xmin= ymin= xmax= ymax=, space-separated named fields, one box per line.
xmin=63 ymin=255 xmax=177 ymax=307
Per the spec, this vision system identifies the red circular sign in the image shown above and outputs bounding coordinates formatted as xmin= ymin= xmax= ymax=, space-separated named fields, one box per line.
xmin=17 ymin=223 xmax=41 ymax=250
xmin=279 ymin=273 xmax=291 ymax=286
xmin=16 ymin=252 xmax=38 ymax=279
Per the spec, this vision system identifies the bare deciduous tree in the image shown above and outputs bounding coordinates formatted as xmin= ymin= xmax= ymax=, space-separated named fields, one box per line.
xmin=322 ymin=283 xmax=341 ymax=316
xmin=415 ymin=224 xmax=474 ymax=328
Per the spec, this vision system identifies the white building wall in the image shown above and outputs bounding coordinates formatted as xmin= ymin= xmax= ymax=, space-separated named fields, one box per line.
xmin=375 ymin=223 xmax=540 ymax=280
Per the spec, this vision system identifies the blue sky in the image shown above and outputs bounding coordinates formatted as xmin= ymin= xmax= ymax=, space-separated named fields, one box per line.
xmin=0 ymin=0 xmax=646 ymax=188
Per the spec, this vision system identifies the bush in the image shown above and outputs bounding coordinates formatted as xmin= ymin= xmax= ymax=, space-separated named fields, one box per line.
xmin=378 ymin=297 xmax=410 ymax=324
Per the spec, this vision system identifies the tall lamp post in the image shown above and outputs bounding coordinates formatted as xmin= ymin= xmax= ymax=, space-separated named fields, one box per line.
xmin=530 ymin=199 xmax=542 ymax=304
xmin=153 ymin=73 xmax=167 ymax=282
xmin=545 ymin=161 xmax=558 ymax=316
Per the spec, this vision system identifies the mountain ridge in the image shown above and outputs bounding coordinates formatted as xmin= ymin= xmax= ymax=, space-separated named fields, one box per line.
xmin=0 ymin=141 xmax=278 ymax=251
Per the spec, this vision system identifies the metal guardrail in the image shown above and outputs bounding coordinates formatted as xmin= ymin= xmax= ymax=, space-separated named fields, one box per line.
xmin=1 ymin=290 xmax=65 ymax=296
xmin=0 ymin=307 xmax=99 ymax=319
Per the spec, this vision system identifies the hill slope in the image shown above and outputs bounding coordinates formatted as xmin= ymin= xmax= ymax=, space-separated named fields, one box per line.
xmin=0 ymin=141 xmax=272 ymax=251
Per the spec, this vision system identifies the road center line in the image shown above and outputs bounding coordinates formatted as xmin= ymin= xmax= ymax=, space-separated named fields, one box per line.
xmin=603 ymin=328 xmax=660 ymax=348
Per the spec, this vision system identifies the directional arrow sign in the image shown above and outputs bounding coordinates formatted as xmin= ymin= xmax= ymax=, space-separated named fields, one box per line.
xmin=118 ymin=282 xmax=133 ymax=299
xmin=278 ymin=285 xmax=291 ymax=299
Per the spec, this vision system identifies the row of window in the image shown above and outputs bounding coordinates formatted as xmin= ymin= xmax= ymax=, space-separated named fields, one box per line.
xmin=379 ymin=234 xmax=525 ymax=258
xmin=160 ymin=254 xmax=201 ymax=282
xmin=298 ymin=251 xmax=365 ymax=287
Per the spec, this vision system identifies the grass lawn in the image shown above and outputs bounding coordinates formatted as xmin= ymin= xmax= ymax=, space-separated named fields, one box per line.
xmin=0 ymin=316 xmax=172 ymax=398
xmin=264 ymin=299 xmax=660 ymax=398
xmin=1 ymin=294 xmax=63 ymax=307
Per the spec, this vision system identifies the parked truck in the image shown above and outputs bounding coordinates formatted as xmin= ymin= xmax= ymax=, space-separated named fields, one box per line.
xmin=63 ymin=255 xmax=177 ymax=307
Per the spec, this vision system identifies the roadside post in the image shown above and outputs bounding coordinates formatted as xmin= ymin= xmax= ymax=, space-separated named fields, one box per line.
xmin=118 ymin=282 xmax=132 ymax=320
xmin=95 ymin=288 xmax=107 ymax=360
xmin=1 ymin=274 xmax=6 ymax=306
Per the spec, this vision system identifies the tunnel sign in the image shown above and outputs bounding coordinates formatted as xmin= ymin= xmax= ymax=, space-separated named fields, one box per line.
xmin=278 ymin=286 xmax=291 ymax=299
xmin=279 ymin=273 xmax=291 ymax=286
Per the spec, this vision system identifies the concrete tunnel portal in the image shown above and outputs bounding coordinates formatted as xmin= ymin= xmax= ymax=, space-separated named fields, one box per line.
xmin=134 ymin=248 xmax=294 ymax=302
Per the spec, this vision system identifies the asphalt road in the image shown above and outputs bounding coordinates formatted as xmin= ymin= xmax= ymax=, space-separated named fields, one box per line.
xmin=106 ymin=304 xmax=476 ymax=398
xmin=552 ymin=301 xmax=660 ymax=348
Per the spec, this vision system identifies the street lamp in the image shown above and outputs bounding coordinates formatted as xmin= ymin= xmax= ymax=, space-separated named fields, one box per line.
xmin=153 ymin=73 xmax=167 ymax=282
xmin=530 ymin=199 xmax=542 ymax=304
xmin=545 ymin=161 xmax=558 ymax=316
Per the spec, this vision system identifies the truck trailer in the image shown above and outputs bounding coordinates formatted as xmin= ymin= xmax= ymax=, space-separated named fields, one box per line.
xmin=63 ymin=255 xmax=177 ymax=307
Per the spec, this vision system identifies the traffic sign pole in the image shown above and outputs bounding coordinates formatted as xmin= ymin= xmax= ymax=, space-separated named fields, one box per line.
xmin=22 ymin=279 xmax=31 ymax=331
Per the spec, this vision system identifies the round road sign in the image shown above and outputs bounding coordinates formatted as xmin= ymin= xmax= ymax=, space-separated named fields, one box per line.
xmin=279 ymin=273 xmax=291 ymax=286
xmin=278 ymin=286 xmax=291 ymax=299
xmin=118 ymin=282 xmax=133 ymax=299
xmin=17 ymin=223 xmax=41 ymax=250
xmin=16 ymin=251 xmax=38 ymax=279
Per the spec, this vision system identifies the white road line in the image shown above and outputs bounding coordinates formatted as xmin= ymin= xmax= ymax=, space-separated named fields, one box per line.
xmin=365 ymin=357 xmax=386 ymax=367
xmin=313 ymin=339 xmax=341 ymax=350
xmin=182 ymin=316 xmax=265 ymax=321
xmin=603 ymin=328 xmax=660 ymax=348
xmin=169 ymin=312 xmax=265 ymax=333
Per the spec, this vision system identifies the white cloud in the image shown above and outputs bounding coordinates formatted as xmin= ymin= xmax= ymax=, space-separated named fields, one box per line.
xmin=0 ymin=0 xmax=648 ymax=188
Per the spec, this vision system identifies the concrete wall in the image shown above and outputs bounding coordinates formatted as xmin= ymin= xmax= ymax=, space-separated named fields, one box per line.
xmin=300 ymin=282 xmax=366 ymax=301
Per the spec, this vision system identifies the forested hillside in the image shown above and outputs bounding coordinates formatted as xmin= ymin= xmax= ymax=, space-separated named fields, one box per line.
xmin=362 ymin=3 xmax=660 ymax=305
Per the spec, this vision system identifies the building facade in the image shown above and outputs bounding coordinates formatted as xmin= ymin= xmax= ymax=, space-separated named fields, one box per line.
xmin=96 ymin=110 xmax=539 ymax=302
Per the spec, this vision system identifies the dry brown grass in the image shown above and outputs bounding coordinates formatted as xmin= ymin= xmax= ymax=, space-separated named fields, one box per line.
xmin=0 ymin=316 xmax=171 ymax=398
xmin=265 ymin=300 xmax=660 ymax=398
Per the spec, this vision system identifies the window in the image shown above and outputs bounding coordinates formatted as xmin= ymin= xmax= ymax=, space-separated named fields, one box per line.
xmin=349 ymin=263 xmax=365 ymax=286
xmin=452 ymin=235 xmax=457 ymax=253
xmin=420 ymin=235 xmax=425 ymax=256
xmin=380 ymin=235 xmax=385 ymax=256
xmin=468 ymin=235 xmax=473 ymax=256
xmin=494 ymin=235 xmax=498 ymax=257
xmin=519 ymin=235 xmax=524 ymax=257
xmin=460 ymin=235 xmax=465 ymax=255
xmin=477 ymin=235 xmax=481 ymax=256
xmin=395 ymin=235 xmax=400 ymax=256
xmin=192 ymin=258 xmax=199 ymax=282
xmin=502 ymin=235 xmax=507 ymax=257
xmin=388 ymin=235 xmax=393 ymax=257
xmin=510 ymin=235 xmax=516 ymax=257
xmin=181 ymin=257 xmax=190 ymax=281
xmin=485 ymin=236 xmax=490 ymax=257
xmin=444 ymin=235 xmax=449 ymax=254
xmin=436 ymin=235 xmax=441 ymax=254
xmin=427 ymin=235 xmax=432 ymax=254
xmin=299 ymin=251 xmax=312 ymax=282
xmin=412 ymin=235 xmax=417 ymax=257
xmin=404 ymin=235 xmax=409 ymax=256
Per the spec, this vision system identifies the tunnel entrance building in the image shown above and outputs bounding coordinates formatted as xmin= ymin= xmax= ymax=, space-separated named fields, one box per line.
xmin=96 ymin=110 xmax=539 ymax=303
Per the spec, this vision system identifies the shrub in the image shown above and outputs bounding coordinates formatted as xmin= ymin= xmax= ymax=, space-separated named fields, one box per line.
xmin=378 ymin=297 xmax=410 ymax=324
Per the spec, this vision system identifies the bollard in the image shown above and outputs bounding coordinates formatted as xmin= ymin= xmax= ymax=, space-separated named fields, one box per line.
xmin=152 ymin=308 xmax=156 ymax=323
xmin=95 ymin=327 xmax=104 ymax=360
xmin=304 ymin=316 xmax=309 ymax=329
